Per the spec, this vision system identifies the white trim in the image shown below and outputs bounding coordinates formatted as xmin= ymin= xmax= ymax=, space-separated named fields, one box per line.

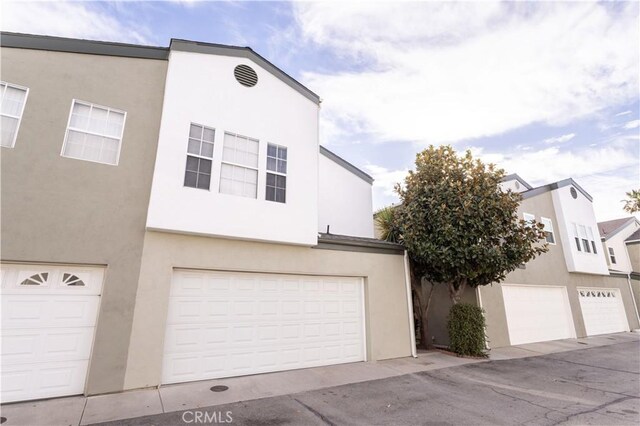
xmin=361 ymin=278 xmax=368 ymax=362
xmin=403 ymin=251 xmax=417 ymax=357
xmin=60 ymin=99 xmax=127 ymax=166
xmin=0 ymin=81 xmax=29 ymax=149
xmin=540 ymin=216 xmax=556 ymax=245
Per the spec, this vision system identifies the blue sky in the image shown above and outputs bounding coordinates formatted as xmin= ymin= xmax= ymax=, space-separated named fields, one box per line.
xmin=4 ymin=1 xmax=639 ymax=220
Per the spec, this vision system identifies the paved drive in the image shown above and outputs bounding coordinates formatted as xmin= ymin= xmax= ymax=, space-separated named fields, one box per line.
xmin=97 ymin=340 xmax=639 ymax=425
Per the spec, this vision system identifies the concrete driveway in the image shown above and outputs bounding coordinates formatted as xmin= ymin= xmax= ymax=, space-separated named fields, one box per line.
xmin=94 ymin=338 xmax=640 ymax=426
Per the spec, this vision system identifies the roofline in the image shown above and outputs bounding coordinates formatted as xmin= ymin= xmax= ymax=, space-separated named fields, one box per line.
xmin=600 ymin=217 xmax=640 ymax=241
xmin=319 ymin=146 xmax=374 ymax=185
xmin=316 ymin=233 xmax=404 ymax=255
xmin=501 ymin=173 xmax=532 ymax=190
xmin=169 ymin=39 xmax=320 ymax=104
xmin=0 ymin=32 xmax=321 ymax=104
xmin=626 ymin=239 xmax=640 ymax=245
xmin=521 ymin=178 xmax=592 ymax=202
xmin=1 ymin=31 xmax=169 ymax=60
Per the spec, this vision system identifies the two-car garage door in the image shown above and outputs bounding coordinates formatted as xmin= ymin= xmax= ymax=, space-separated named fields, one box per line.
xmin=162 ymin=270 xmax=365 ymax=385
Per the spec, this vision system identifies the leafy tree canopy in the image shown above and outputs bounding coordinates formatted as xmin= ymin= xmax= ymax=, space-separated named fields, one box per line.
xmin=623 ymin=189 xmax=640 ymax=214
xmin=395 ymin=145 xmax=548 ymax=301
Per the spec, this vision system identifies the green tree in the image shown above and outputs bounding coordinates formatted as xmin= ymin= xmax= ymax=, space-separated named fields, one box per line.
xmin=622 ymin=189 xmax=640 ymax=214
xmin=395 ymin=145 xmax=549 ymax=347
xmin=374 ymin=205 xmax=402 ymax=243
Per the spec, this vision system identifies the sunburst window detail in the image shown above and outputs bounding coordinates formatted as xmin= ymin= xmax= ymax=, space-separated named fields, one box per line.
xmin=62 ymin=273 xmax=85 ymax=287
xmin=20 ymin=272 xmax=49 ymax=286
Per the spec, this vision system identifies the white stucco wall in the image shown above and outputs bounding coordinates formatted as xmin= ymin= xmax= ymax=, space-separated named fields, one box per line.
xmin=603 ymin=220 xmax=639 ymax=273
xmin=551 ymin=184 xmax=610 ymax=275
xmin=146 ymin=50 xmax=319 ymax=246
xmin=500 ymin=178 xmax=527 ymax=193
xmin=318 ymin=153 xmax=374 ymax=238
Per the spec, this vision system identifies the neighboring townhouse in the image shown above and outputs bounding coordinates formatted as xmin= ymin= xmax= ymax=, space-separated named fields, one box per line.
xmin=1 ymin=33 xmax=169 ymax=402
xmin=597 ymin=217 xmax=640 ymax=273
xmin=597 ymin=217 xmax=640 ymax=317
xmin=0 ymin=33 xmax=414 ymax=403
xmin=428 ymin=174 xmax=640 ymax=348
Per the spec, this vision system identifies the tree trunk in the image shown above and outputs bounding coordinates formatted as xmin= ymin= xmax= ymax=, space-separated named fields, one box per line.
xmin=448 ymin=279 xmax=467 ymax=304
xmin=420 ymin=279 xmax=435 ymax=348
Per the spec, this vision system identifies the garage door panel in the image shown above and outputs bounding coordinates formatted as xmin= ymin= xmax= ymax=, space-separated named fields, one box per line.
xmin=578 ymin=288 xmax=628 ymax=336
xmin=502 ymin=285 xmax=575 ymax=346
xmin=162 ymin=271 xmax=365 ymax=385
xmin=2 ymin=295 xmax=100 ymax=329
xmin=2 ymin=327 xmax=94 ymax=365
xmin=1 ymin=360 xmax=90 ymax=403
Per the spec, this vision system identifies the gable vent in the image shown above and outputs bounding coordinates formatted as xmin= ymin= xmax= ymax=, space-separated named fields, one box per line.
xmin=234 ymin=65 xmax=258 ymax=87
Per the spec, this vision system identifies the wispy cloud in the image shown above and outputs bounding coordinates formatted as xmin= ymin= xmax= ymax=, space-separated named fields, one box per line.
xmin=1 ymin=1 xmax=152 ymax=44
xmin=295 ymin=2 xmax=639 ymax=146
xmin=543 ymin=133 xmax=575 ymax=145
xmin=615 ymin=110 xmax=632 ymax=117
xmin=623 ymin=119 xmax=640 ymax=129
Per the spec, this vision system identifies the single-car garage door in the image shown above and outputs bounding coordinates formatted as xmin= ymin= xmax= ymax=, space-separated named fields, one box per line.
xmin=502 ymin=284 xmax=576 ymax=345
xmin=578 ymin=288 xmax=629 ymax=336
xmin=162 ymin=270 xmax=365 ymax=385
xmin=1 ymin=264 xmax=103 ymax=403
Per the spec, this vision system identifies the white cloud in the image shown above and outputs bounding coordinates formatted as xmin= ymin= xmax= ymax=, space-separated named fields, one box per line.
xmin=615 ymin=110 xmax=632 ymax=116
xmin=543 ymin=133 xmax=575 ymax=144
xmin=362 ymin=164 xmax=408 ymax=209
xmin=624 ymin=119 xmax=640 ymax=129
xmin=472 ymin=137 xmax=639 ymax=220
xmin=295 ymin=2 xmax=639 ymax=145
xmin=1 ymin=1 xmax=152 ymax=44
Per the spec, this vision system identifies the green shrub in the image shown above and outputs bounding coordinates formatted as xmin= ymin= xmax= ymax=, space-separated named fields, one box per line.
xmin=447 ymin=303 xmax=487 ymax=357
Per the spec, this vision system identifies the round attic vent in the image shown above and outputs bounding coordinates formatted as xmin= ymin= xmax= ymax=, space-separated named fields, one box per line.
xmin=234 ymin=64 xmax=258 ymax=87
xmin=514 ymin=181 xmax=520 ymax=189
xmin=570 ymin=187 xmax=578 ymax=199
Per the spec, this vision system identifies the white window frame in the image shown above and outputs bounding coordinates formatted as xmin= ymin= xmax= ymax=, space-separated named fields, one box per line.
xmin=608 ymin=247 xmax=617 ymax=264
xmin=540 ymin=217 xmax=556 ymax=245
xmin=523 ymin=213 xmax=535 ymax=225
xmin=184 ymin=122 xmax=215 ymax=191
xmin=0 ymin=81 xmax=29 ymax=149
xmin=219 ymin=131 xmax=259 ymax=199
xmin=60 ymin=99 xmax=127 ymax=166
xmin=265 ymin=143 xmax=287 ymax=204
xmin=586 ymin=226 xmax=598 ymax=254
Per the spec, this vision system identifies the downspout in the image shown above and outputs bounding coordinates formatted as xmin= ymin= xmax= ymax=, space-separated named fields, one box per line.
xmin=476 ymin=286 xmax=490 ymax=350
xmin=403 ymin=250 xmax=417 ymax=357
xmin=626 ymin=272 xmax=640 ymax=330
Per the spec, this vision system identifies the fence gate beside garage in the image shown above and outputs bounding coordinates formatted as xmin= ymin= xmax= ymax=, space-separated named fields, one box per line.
xmin=0 ymin=264 xmax=103 ymax=403
xmin=577 ymin=288 xmax=629 ymax=336
xmin=162 ymin=270 xmax=366 ymax=385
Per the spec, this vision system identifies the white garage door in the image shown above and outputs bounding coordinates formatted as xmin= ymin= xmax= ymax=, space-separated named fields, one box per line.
xmin=578 ymin=288 xmax=629 ymax=336
xmin=162 ymin=270 xmax=365 ymax=385
xmin=1 ymin=264 xmax=103 ymax=403
xmin=502 ymin=284 xmax=576 ymax=345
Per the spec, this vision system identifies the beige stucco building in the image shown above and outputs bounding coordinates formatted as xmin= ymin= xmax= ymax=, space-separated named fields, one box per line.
xmin=429 ymin=175 xmax=640 ymax=349
xmin=0 ymin=33 xmax=414 ymax=403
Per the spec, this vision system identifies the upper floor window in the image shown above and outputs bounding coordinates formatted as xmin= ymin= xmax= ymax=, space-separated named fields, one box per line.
xmin=220 ymin=132 xmax=259 ymax=198
xmin=608 ymin=247 xmax=617 ymax=264
xmin=587 ymin=227 xmax=597 ymax=254
xmin=540 ymin=217 xmax=555 ymax=244
xmin=184 ymin=123 xmax=214 ymax=190
xmin=572 ymin=222 xmax=597 ymax=255
xmin=523 ymin=213 xmax=535 ymax=226
xmin=0 ymin=81 xmax=29 ymax=148
xmin=61 ymin=100 xmax=126 ymax=165
xmin=266 ymin=143 xmax=287 ymax=203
